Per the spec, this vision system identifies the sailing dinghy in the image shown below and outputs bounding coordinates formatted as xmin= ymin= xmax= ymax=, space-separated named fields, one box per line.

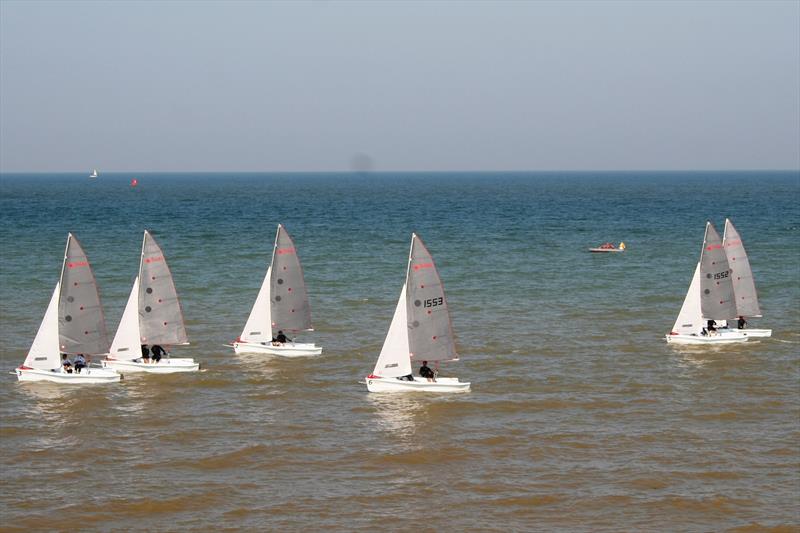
xmin=89 ymin=169 xmax=98 ymax=179
xmin=231 ymin=224 xmax=322 ymax=357
xmin=716 ymin=218 xmax=771 ymax=338
xmin=102 ymin=231 xmax=199 ymax=373
xmin=15 ymin=234 xmax=121 ymax=383
xmin=666 ymin=222 xmax=748 ymax=345
xmin=365 ymin=234 xmax=470 ymax=392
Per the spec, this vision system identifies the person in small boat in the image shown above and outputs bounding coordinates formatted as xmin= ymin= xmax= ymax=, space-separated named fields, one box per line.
xmin=272 ymin=330 xmax=291 ymax=345
xmin=151 ymin=344 xmax=166 ymax=363
xmin=73 ymin=353 xmax=87 ymax=373
xmin=141 ymin=344 xmax=150 ymax=364
xmin=737 ymin=316 xmax=747 ymax=329
xmin=419 ymin=361 xmax=435 ymax=382
xmin=61 ymin=353 xmax=73 ymax=373
xmin=707 ymin=319 xmax=717 ymax=335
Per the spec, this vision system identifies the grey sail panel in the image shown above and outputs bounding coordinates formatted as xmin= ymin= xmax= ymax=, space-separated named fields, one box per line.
xmin=270 ymin=225 xmax=312 ymax=332
xmin=406 ymin=234 xmax=458 ymax=363
xmin=58 ymin=234 xmax=110 ymax=355
xmin=138 ymin=231 xmax=188 ymax=345
xmin=724 ymin=219 xmax=762 ymax=317
xmin=699 ymin=222 xmax=738 ymax=320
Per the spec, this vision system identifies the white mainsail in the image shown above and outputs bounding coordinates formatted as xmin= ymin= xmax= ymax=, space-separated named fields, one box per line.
xmin=723 ymin=218 xmax=762 ymax=318
xmin=239 ymin=224 xmax=313 ymax=343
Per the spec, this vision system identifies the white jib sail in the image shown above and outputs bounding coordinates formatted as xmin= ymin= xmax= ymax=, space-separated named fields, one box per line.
xmin=240 ymin=266 xmax=273 ymax=343
xmin=672 ymin=263 xmax=703 ymax=335
xmin=372 ymin=284 xmax=412 ymax=378
xmin=24 ymin=283 xmax=62 ymax=369
xmin=109 ymin=277 xmax=142 ymax=360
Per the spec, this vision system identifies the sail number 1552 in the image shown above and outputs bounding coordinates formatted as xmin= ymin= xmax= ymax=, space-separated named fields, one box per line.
xmin=424 ymin=297 xmax=444 ymax=308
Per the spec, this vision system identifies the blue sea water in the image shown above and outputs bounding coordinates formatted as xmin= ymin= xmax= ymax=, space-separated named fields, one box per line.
xmin=0 ymin=171 xmax=798 ymax=530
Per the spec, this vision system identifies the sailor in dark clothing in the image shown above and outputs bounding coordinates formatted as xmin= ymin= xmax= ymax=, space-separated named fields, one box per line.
xmin=737 ymin=316 xmax=747 ymax=329
xmin=419 ymin=361 xmax=435 ymax=382
xmin=150 ymin=345 xmax=166 ymax=363
xmin=272 ymin=330 xmax=290 ymax=344
xmin=141 ymin=344 xmax=150 ymax=363
xmin=707 ymin=320 xmax=717 ymax=334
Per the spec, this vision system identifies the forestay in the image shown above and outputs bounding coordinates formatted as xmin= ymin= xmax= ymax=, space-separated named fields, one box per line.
xmin=139 ymin=231 xmax=188 ymax=345
xmin=270 ymin=225 xmax=312 ymax=332
xmin=699 ymin=222 xmax=737 ymax=321
xmin=407 ymin=234 xmax=458 ymax=363
xmin=58 ymin=234 xmax=110 ymax=355
xmin=723 ymin=218 xmax=762 ymax=318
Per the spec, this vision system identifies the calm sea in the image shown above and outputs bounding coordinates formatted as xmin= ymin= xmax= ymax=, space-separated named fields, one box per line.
xmin=0 ymin=171 xmax=798 ymax=531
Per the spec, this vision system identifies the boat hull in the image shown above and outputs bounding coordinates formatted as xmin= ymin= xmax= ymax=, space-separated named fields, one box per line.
xmin=102 ymin=358 xmax=199 ymax=373
xmin=16 ymin=366 xmax=121 ymax=383
xmin=588 ymin=248 xmax=624 ymax=253
xmin=665 ymin=332 xmax=748 ymax=345
xmin=365 ymin=376 xmax=470 ymax=393
xmin=232 ymin=341 xmax=322 ymax=357
xmin=717 ymin=327 xmax=772 ymax=338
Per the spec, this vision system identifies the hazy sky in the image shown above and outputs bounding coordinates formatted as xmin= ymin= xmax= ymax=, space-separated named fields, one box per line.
xmin=1 ymin=0 xmax=798 ymax=172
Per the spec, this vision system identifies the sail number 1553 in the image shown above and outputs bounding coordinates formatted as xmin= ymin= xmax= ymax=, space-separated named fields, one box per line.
xmin=424 ymin=297 xmax=444 ymax=308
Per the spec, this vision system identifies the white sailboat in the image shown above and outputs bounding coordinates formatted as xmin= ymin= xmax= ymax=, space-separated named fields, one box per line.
xmin=231 ymin=224 xmax=322 ymax=357
xmin=15 ymin=234 xmax=121 ymax=383
xmin=102 ymin=231 xmax=199 ymax=373
xmin=666 ymin=222 xmax=748 ymax=345
xmin=89 ymin=169 xmax=98 ymax=179
xmin=365 ymin=233 xmax=470 ymax=392
xmin=717 ymin=218 xmax=772 ymax=338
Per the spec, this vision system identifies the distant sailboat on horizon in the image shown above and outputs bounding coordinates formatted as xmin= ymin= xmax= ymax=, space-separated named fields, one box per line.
xmin=89 ymin=169 xmax=98 ymax=179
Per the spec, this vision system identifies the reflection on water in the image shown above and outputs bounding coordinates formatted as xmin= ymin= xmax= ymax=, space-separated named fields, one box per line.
xmin=365 ymin=393 xmax=427 ymax=443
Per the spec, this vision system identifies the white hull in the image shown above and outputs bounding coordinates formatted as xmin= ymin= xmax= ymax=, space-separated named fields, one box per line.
xmin=232 ymin=341 xmax=322 ymax=357
xmin=102 ymin=357 xmax=199 ymax=373
xmin=718 ymin=327 xmax=772 ymax=338
xmin=665 ymin=332 xmax=749 ymax=345
xmin=16 ymin=366 xmax=121 ymax=384
xmin=365 ymin=375 xmax=470 ymax=393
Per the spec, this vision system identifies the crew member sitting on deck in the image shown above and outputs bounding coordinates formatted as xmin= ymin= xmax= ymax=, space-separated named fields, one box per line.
xmin=737 ymin=316 xmax=747 ymax=329
xmin=419 ymin=361 xmax=435 ymax=382
xmin=272 ymin=330 xmax=290 ymax=345
xmin=151 ymin=344 xmax=166 ymax=363
xmin=73 ymin=353 xmax=87 ymax=373
xmin=707 ymin=319 xmax=717 ymax=335
xmin=61 ymin=353 xmax=73 ymax=373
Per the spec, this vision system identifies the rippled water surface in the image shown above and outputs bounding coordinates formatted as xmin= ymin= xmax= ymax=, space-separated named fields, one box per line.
xmin=1 ymin=172 xmax=798 ymax=531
